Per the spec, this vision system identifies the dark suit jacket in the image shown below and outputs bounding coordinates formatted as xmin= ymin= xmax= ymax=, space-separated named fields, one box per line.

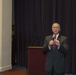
xmin=43 ymin=35 xmax=68 ymax=73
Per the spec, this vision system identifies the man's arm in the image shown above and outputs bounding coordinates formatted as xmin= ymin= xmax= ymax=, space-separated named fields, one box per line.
xmin=42 ymin=37 xmax=50 ymax=53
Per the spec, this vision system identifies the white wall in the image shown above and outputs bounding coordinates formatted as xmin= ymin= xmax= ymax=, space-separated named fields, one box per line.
xmin=0 ymin=0 xmax=12 ymax=72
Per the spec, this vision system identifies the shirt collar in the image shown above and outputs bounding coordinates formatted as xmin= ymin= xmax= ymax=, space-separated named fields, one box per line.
xmin=53 ymin=34 xmax=59 ymax=39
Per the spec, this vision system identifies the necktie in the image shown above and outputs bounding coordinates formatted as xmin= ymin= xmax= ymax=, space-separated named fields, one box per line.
xmin=53 ymin=35 xmax=56 ymax=48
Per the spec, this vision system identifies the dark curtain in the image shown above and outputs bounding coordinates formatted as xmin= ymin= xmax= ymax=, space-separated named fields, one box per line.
xmin=14 ymin=0 xmax=76 ymax=73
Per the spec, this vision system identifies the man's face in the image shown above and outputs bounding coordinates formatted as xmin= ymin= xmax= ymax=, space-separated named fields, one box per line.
xmin=52 ymin=23 xmax=60 ymax=35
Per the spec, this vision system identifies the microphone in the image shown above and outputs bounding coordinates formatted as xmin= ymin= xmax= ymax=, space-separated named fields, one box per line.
xmin=31 ymin=39 xmax=35 ymax=46
xmin=34 ymin=40 xmax=39 ymax=46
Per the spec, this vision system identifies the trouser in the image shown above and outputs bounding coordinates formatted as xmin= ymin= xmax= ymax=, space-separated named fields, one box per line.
xmin=46 ymin=71 xmax=64 ymax=75
xmin=45 ymin=67 xmax=64 ymax=75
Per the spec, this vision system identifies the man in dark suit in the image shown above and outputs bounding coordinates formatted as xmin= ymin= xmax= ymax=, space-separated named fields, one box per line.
xmin=43 ymin=23 xmax=69 ymax=75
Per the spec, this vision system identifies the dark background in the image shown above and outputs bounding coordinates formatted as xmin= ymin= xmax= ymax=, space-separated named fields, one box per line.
xmin=13 ymin=0 xmax=76 ymax=74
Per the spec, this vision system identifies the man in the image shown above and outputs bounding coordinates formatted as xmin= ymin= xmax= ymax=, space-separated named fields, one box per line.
xmin=43 ymin=23 xmax=69 ymax=75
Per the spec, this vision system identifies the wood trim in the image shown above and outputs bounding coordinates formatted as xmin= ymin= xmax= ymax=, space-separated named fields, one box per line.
xmin=27 ymin=46 xmax=43 ymax=48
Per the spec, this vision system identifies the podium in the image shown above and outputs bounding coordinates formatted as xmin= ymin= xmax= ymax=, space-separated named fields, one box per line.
xmin=28 ymin=46 xmax=46 ymax=75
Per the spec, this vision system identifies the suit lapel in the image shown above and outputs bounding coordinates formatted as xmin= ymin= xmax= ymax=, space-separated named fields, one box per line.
xmin=57 ymin=34 xmax=62 ymax=44
xmin=57 ymin=34 xmax=61 ymax=40
xmin=47 ymin=35 xmax=53 ymax=42
xmin=51 ymin=35 xmax=53 ymax=40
